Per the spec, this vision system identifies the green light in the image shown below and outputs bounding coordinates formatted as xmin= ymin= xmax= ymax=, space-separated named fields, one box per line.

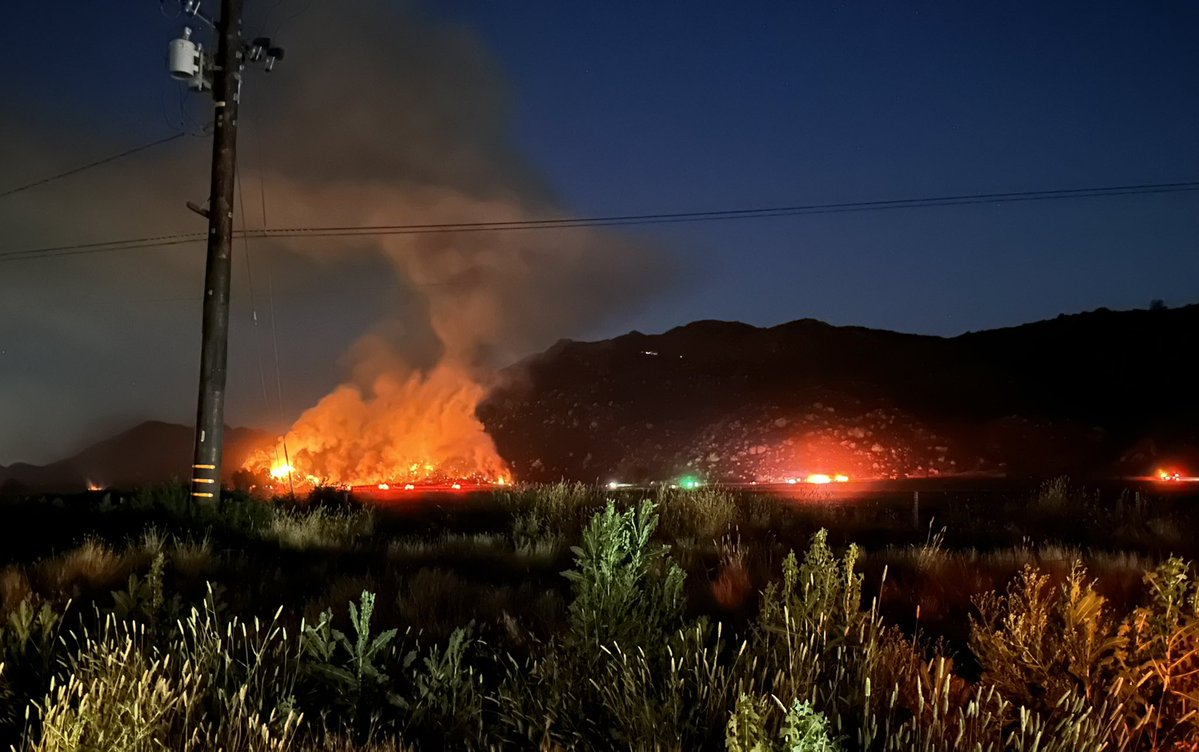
xmin=679 ymin=476 xmax=702 ymax=490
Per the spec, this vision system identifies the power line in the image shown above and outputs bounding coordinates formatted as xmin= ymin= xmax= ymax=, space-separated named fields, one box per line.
xmin=247 ymin=180 xmax=1199 ymax=238
xmin=0 ymin=132 xmax=186 ymax=200
xmin=0 ymin=235 xmax=202 ymax=263
xmin=2 ymin=179 xmax=1197 ymax=263
xmin=236 ymin=162 xmax=275 ymax=424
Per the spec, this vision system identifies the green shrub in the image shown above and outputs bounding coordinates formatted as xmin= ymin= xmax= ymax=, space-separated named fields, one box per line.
xmin=402 ymin=627 xmax=483 ymax=746
xmin=758 ymin=530 xmax=865 ymax=643
xmin=750 ymin=530 xmax=877 ymax=744
xmin=301 ymin=591 xmax=404 ymax=740
xmin=726 ymin=695 xmax=840 ymax=752
xmin=110 ymin=550 xmax=168 ymax=628
xmin=969 ymin=562 xmax=1123 ymax=711
xmin=563 ymin=499 xmax=685 ymax=654
xmin=1 ymin=595 xmax=68 ymax=743
xmin=497 ymin=499 xmax=693 ymax=749
xmin=727 ymin=693 xmax=771 ymax=752
xmin=1116 ymin=557 xmax=1199 ymax=747
xmin=0 ymin=661 xmax=13 ymax=738
xmin=780 ymin=699 xmax=840 ymax=752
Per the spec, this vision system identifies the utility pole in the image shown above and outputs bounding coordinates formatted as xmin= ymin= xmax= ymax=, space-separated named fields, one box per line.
xmin=190 ymin=0 xmax=241 ymax=504
xmin=168 ymin=0 xmax=284 ymax=504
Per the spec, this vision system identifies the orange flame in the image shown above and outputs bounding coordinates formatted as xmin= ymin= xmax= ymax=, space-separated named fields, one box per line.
xmin=244 ymin=362 xmax=509 ymax=488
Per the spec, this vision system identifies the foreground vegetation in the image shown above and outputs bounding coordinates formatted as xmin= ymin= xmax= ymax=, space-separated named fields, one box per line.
xmin=0 ymin=481 xmax=1196 ymax=750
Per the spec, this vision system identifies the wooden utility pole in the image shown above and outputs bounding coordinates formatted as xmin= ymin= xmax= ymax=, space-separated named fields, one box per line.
xmin=190 ymin=0 xmax=243 ymax=504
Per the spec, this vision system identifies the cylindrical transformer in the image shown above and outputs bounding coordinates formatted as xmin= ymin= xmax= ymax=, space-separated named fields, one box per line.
xmin=168 ymin=35 xmax=199 ymax=80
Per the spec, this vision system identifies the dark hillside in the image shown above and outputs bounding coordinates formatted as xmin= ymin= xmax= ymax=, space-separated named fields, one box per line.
xmin=479 ymin=305 xmax=1199 ymax=482
xmin=0 ymin=421 xmax=269 ymax=493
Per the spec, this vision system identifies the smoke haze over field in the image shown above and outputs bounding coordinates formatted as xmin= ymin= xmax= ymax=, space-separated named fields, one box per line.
xmin=0 ymin=0 xmax=668 ymax=466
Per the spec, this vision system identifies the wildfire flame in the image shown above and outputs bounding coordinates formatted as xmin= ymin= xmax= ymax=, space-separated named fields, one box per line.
xmin=782 ymin=473 xmax=850 ymax=485
xmin=797 ymin=474 xmax=850 ymax=485
xmin=244 ymin=362 xmax=510 ymax=489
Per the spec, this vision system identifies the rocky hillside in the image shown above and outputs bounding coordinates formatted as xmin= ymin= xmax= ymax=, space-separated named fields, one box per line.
xmin=478 ymin=305 xmax=1199 ymax=483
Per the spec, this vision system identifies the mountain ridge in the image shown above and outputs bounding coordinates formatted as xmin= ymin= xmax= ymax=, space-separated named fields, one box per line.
xmin=4 ymin=305 xmax=1194 ymax=492
xmin=478 ymin=304 xmax=1199 ymax=483
xmin=0 ymin=421 xmax=269 ymax=494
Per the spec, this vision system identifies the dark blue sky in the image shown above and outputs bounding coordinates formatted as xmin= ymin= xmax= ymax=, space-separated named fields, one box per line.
xmin=432 ymin=0 xmax=1199 ymax=333
xmin=6 ymin=1 xmax=1198 ymax=333
xmin=1 ymin=1 xmax=1197 ymax=463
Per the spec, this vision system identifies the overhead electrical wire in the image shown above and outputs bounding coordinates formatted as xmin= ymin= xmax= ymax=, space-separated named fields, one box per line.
xmin=239 ymin=109 xmax=294 ymax=478
xmin=0 ymin=132 xmax=186 ymax=200
xmin=236 ymin=162 xmax=276 ymax=430
xmin=0 ymin=234 xmax=203 ymax=263
xmin=2 ymin=179 xmax=1197 ymax=264
xmin=240 ymin=180 xmax=1199 ymax=239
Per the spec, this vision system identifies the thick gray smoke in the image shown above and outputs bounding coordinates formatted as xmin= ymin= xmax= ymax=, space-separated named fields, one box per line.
xmin=0 ymin=1 xmax=670 ymax=469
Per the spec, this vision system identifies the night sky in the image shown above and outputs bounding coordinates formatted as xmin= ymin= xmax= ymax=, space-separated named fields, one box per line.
xmin=1 ymin=1 xmax=1196 ymax=465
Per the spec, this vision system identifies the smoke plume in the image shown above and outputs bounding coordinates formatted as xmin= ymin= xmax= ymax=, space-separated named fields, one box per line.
xmin=0 ymin=1 xmax=669 ymax=474
xmin=240 ymin=1 xmax=670 ymax=482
